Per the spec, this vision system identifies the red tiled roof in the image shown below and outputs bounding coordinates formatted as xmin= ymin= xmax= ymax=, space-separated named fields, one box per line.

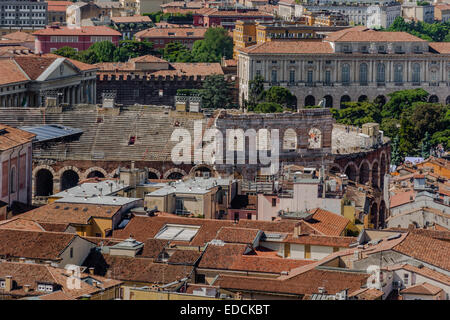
xmin=0 ymin=59 xmax=29 ymax=86
xmin=390 ymin=190 xmax=415 ymax=208
xmin=393 ymin=232 xmax=450 ymax=271
xmin=0 ymin=229 xmax=77 ymax=261
xmin=307 ymin=208 xmax=350 ymax=236
xmin=284 ymin=234 xmax=356 ymax=247
xmin=400 ymin=282 xmax=443 ymax=295
xmin=47 ymin=1 xmax=73 ymax=12
xmin=33 ymin=26 xmax=121 ymax=37
xmin=348 ymin=287 xmax=384 ymax=300
xmin=135 ymin=27 xmax=208 ymax=39
xmin=429 ymin=42 xmax=450 ymax=54
xmin=215 ymin=268 xmax=369 ymax=296
xmin=327 ymin=28 xmax=426 ymax=42
xmin=239 ymin=40 xmax=333 ymax=54
xmin=385 ymin=264 xmax=450 ymax=286
xmin=215 ymin=227 xmax=260 ymax=244
xmin=2 ymin=31 xmax=35 ymax=42
xmin=198 ymin=243 xmax=249 ymax=270
xmin=0 ymin=124 xmax=35 ymax=151
xmin=111 ymin=15 xmax=151 ymax=23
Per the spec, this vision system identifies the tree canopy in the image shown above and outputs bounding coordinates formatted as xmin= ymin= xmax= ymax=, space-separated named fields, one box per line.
xmin=200 ymin=74 xmax=233 ymax=109
xmin=386 ymin=16 xmax=450 ymax=42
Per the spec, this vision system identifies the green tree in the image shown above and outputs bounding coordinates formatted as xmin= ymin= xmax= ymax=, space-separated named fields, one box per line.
xmin=331 ymin=101 xmax=381 ymax=126
xmin=382 ymin=88 xmax=429 ymax=119
xmin=201 ymin=74 xmax=232 ymax=109
xmin=263 ymin=86 xmax=297 ymax=109
xmin=53 ymin=46 xmax=79 ymax=60
xmin=420 ymin=131 xmax=431 ymax=159
xmin=162 ymin=41 xmax=192 ymax=62
xmin=247 ymin=75 xmax=265 ymax=108
xmin=251 ymin=102 xmax=283 ymax=113
xmin=391 ymin=135 xmax=402 ymax=166
xmin=88 ymin=41 xmax=117 ymax=62
xmin=191 ymin=27 xmax=233 ymax=62
xmin=114 ymin=39 xmax=154 ymax=61
xmin=77 ymin=49 xmax=99 ymax=64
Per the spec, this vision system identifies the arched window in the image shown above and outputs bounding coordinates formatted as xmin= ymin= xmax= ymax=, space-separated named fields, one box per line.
xmin=308 ymin=128 xmax=322 ymax=149
xmin=412 ymin=63 xmax=420 ymax=83
xmin=359 ymin=63 xmax=368 ymax=85
xmin=394 ymin=64 xmax=403 ymax=84
xmin=376 ymin=63 xmax=385 ymax=83
xmin=341 ymin=63 xmax=350 ymax=84
xmin=10 ymin=166 xmax=16 ymax=193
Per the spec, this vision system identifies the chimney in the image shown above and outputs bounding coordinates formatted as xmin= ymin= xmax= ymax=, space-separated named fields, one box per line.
xmin=318 ymin=287 xmax=326 ymax=294
xmin=23 ymin=284 xmax=30 ymax=293
xmin=294 ymin=223 xmax=302 ymax=237
xmin=89 ymin=267 xmax=95 ymax=275
xmin=19 ymin=257 xmax=26 ymax=263
xmin=5 ymin=276 xmax=13 ymax=292
xmin=131 ymin=161 xmax=135 ymax=170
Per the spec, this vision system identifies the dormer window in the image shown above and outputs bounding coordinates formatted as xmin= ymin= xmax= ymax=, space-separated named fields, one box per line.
xmin=343 ymin=45 xmax=351 ymax=53
xmin=395 ymin=45 xmax=403 ymax=53
xmin=378 ymin=45 xmax=386 ymax=53
xmin=0 ymin=281 xmax=5 ymax=288
xmin=37 ymin=283 xmax=53 ymax=292
xmin=413 ymin=45 xmax=422 ymax=53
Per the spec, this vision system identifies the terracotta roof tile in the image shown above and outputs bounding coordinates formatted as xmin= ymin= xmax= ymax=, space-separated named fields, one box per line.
xmin=240 ymin=40 xmax=333 ymax=54
xmin=111 ymin=15 xmax=151 ymax=23
xmin=385 ymin=264 xmax=450 ymax=286
xmin=400 ymin=282 xmax=443 ymax=295
xmin=0 ymin=229 xmax=76 ymax=261
xmin=167 ymin=249 xmax=202 ymax=265
xmin=215 ymin=268 xmax=369 ymax=296
xmin=329 ymin=29 xmax=426 ymax=42
xmin=429 ymin=42 xmax=450 ymax=54
xmin=13 ymin=55 xmax=57 ymax=80
xmin=349 ymin=287 xmax=384 ymax=300
xmin=0 ymin=124 xmax=35 ymax=151
xmin=284 ymin=234 xmax=356 ymax=247
xmin=198 ymin=243 xmax=249 ymax=269
xmin=33 ymin=26 xmax=121 ymax=37
xmin=18 ymin=202 xmax=122 ymax=225
xmin=215 ymin=227 xmax=260 ymax=244
xmin=307 ymin=208 xmax=350 ymax=236
xmin=135 ymin=27 xmax=208 ymax=39
xmin=390 ymin=190 xmax=415 ymax=208
xmin=0 ymin=59 xmax=29 ymax=86
xmin=393 ymin=232 xmax=450 ymax=270
xmin=2 ymin=31 xmax=35 ymax=42
xmin=140 ymin=239 xmax=168 ymax=259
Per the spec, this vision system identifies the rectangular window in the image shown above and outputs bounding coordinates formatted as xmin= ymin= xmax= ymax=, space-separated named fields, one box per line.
xmin=289 ymin=69 xmax=295 ymax=83
xmin=325 ymin=70 xmax=331 ymax=85
xmin=272 ymin=198 xmax=276 ymax=207
xmin=403 ymin=273 xmax=409 ymax=285
xmin=271 ymin=69 xmax=277 ymax=83
xmin=256 ymin=70 xmax=261 ymax=77
xmin=307 ymin=70 xmax=313 ymax=83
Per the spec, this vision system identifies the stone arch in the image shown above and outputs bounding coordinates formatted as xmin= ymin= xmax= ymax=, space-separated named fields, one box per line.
xmin=60 ymin=169 xmax=80 ymax=191
xmin=147 ymin=168 xmax=161 ymax=179
xmin=344 ymin=162 xmax=358 ymax=182
xmin=323 ymin=95 xmax=333 ymax=108
xmin=305 ymin=95 xmax=315 ymax=107
xmin=370 ymin=202 xmax=378 ymax=227
xmin=428 ymin=95 xmax=439 ymax=103
xmin=189 ymin=164 xmax=215 ymax=178
xmin=374 ymin=95 xmax=386 ymax=107
xmin=358 ymin=95 xmax=368 ymax=102
xmin=340 ymin=95 xmax=351 ymax=108
xmin=283 ymin=128 xmax=297 ymax=150
xmin=83 ymin=167 xmax=108 ymax=180
xmin=371 ymin=161 xmax=379 ymax=188
xmin=379 ymin=200 xmax=386 ymax=228
xmin=308 ymin=127 xmax=322 ymax=149
xmin=329 ymin=165 xmax=342 ymax=175
xmin=359 ymin=161 xmax=371 ymax=185
xmin=163 ymin=168 xmax=187 ymax=180
xmin=35 ymin=168 xmax=54 ymax=196
xmin=446 ymin=96 xmax=450 ymax=105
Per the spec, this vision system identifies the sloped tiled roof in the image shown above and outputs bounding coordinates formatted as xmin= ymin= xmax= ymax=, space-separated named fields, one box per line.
xmin=307 ymin=208 xmax=350 ymax=236
xmin=0 ymin=59 xmax=29 ymax=86
xmin=135 ymin=27 xmax=208 ymax=39
xmin=215 ymin=227 xmax=260 ymax=244
xmin=239 ymin=40 xmax=333 ymax=54
xmin=2 ymin=31 xmax=35 ymax=42
xmin=429 ymin=42 xmax=450 ymax=54
xmin=0 ymin=229 xmax=76 ymax=261
xmin=393 ymin=232 xmax=450 ymax=271
xmin=400 ymin=282 xmax=443 ymax=295
xmin=0 ymin=124 xmax=35 ymax=151
xmin=33 ymin=26 xmax=121 ymax=37
xmin=348 ymin=287 xmax=384 ymax=300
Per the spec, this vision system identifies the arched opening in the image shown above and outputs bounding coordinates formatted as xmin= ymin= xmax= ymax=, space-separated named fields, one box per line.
xmin=371 ymin=162 xmax=379 ymax=188
xmin=148 ymin=172 xmax=159 ymax=179
xmin=345 ymin=164 xmax=357 ymax=182
xmin=428 ymin=95 xmax=439 ymax=103
xmin=289 ymin=95 xmax=297 ymax=110
xmin=446 ymin=96 xmax=450 ymax=105
xmin=323 ymin=95 xmax=333 ymax=108
xmin=194 ymin=166 xmax=212 ymax=178
xmin=340 ymin=95 xmax=351 ymax=108
xmin=359 ymin=162 xmax=370 ymax=185
xmin=379 ymin=200 xmax=386 ymax=228
xmin=380 ymin=154 xmax=387 ymax=190
xmin=35 ymin=169 xmax=53 ymax=196
xmin=370 ymin=202 xmax=378 ymax=227
xmin=358 ymin=95 xmax=368 ymax=102
xmin=329 ymin=166 xmax=341 ymax=175
xmin=87 ymin=170 xmax=105 ymax=179
xmin=305 ymin=95 xmax=315 ymax=107
xmin=308 ymin=128 xmax=322 ymax=149
xmin=283 ymin=128 xmax=297 ymax=150
xmin=60 ymin=170 xmax=79 ymax=191
xmin=374 ymin=95 xmax=386 ymax=107
xmin=167 ymin=172 xmax=184 ymax=180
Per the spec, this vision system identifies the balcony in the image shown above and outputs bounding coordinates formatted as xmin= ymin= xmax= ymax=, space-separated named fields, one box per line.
xmin=323 ymin=82 xmax=333 ymax=87
xmin=305 ymin=82 xmax=316 ymax=87
xmin=429 ymin=82 xmax=439 ymax=86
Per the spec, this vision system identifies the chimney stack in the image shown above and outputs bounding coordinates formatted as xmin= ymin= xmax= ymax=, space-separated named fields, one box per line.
xmin=89 ymin=267 xmax=95 ymax=275
xmin=23 ymin=284 xmax=30 ymax=293
xmin=19 ymin=257 xmax=26 ymax=263
xmin=5 ymin=276 xmax=13 ymax=292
